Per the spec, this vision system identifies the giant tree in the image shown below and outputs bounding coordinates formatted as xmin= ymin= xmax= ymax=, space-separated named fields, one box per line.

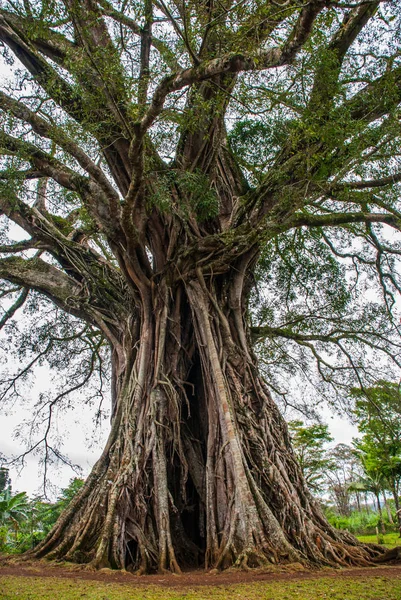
xmin=0 ymin=0 xmax=400 ymax=573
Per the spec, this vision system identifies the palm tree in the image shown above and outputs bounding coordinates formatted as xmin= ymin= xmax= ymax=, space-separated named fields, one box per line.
xmin=0 ymin=490 xmax=29 ymax=541
xmin=349 ymin=449 xmax=389 ymax=535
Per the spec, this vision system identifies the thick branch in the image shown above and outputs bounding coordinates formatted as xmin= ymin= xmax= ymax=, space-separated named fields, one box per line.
xmin=0 ymin=287 xmax=29 ymax=329
xmin=0 ymin=14 xmax=88 ymax=125
xmin=0 ymin=168 xmax=45 ymax=181
xmin=0 ymin=189 xmax=69 ymax=245
xmin=288 ymin=210 xmax=401 ymax=231
xmin=308 ymin=2 xmax=379 ymax=113
xmin=236 ymin=0 xmax=299 ymax=47
xmin=97 ymin=0 xmax=180 ymax=69
xmin=64 ymin=0 xmax=132 ymax=138
xmin=0 ymin=253 xmax=127 ymax=347
xmin=0 ymin=256 xmax=86 ymax=317
xmin=0 ymin=240 xmax=42 ymax=253
xmin=0 ymin=131 xmax=121 ymax=236
xmin=139 ymin=1 xmax=325 ymax=136
xmin=342 ymin=64 xmax=401 ymax=123
xmin=0 ymin=191 xmax=128 ymax=323
xmin=0 ymin=8 xmax=77 ymax=64
xmin=251 ymin=323 xmax=394 ymax=345
xmin=138 ymin=0 xmax=152 ymax=109
xmin=333 ymin=172 xmax=401 ymax=190
xmin=0 ymin=12 xmax=132 ymax=194
xmin=0 ymin=91 xmax=120 ymax=209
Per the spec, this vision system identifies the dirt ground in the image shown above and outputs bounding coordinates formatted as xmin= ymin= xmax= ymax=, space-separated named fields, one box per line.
xmin=1 ymin=560 xmax=401 ymax=589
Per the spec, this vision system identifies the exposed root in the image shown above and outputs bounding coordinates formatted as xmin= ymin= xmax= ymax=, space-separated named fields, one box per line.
xmin=25 ymin=277 xmax=390 ymax=573
xmin=372 ymin=547 xmax=401 ymax=564
xmin=234 ymin=548 xmax=272 ymax=570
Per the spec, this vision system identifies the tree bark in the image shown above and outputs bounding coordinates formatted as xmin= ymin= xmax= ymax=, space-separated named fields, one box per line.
xmin=390 ymin=483 xmax=401 ymax=538
xmin=29 ymin=271 xmax=383 ymax=572
xmin=375 ymin=493 xmax=386 ymax=535
xmin=382 ymin=490 xmax=394 ymax=524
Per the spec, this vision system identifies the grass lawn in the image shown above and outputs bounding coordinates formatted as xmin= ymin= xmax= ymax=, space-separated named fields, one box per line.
xmin=1 ymin=573 xmax=401 ymax=600
xmin=356 ymin=532 xmax=401 ymax=548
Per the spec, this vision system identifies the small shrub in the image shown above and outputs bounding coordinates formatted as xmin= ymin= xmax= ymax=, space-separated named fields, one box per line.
xmin=325 ymin=509 xmax=398 ymax=535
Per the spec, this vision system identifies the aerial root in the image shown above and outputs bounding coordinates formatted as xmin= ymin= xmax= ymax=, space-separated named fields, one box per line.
xmin=165 ymin=554 xmax=182 ymax=575
xmin=234 ymin=547 xmax=273 ymax=570
xmin=324 ymin=540 xmax=378 ymax=568
xmin=372 ymin=547 xmax=401 ymax=564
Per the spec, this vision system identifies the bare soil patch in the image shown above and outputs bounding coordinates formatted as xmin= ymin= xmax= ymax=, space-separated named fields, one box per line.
xmin=1 ymin=559 xmax=401 ymax=589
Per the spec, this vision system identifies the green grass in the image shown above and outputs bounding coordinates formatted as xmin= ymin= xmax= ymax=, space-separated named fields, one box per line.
xmin=356 ymin=532 xmax=401 ymax=548
xmin=1 ymin=574 xmax=401 ymax=600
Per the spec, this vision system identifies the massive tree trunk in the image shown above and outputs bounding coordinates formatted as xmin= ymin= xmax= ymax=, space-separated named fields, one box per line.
xmin=30 ymin=266 xmax=381 ymax=572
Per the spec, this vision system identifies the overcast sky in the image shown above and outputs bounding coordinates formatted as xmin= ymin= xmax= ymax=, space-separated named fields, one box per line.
xmin=1 ymin=372 xmax=107 ymax=497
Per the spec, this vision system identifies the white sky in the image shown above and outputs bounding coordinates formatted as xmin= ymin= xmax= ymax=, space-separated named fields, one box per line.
xmin=1 ymin=372 xmax=109 ymax=498
xmin=1 ymin=355 xmax=110 ymax=498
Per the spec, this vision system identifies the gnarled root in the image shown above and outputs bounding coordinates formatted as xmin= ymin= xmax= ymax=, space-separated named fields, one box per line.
xmin=372 ymin=547 xmax=401 ymax=564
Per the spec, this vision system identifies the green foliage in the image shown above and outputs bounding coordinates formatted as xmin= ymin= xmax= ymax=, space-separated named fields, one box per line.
xmin=149 ymin=170 xmax=219 ymax=221
xmin=288 ymin=420 xmax=333 ymax=494
xmin=0 ymin=489 xmax=29 ymax=550
xmin=0 ymin=478 xmax=84 ymax=553
xmin=228 ymin=118 xmax=288 ymax=178
xmin=12 ymin=497 xmax=56 ymax=553
xmin=50 ymin=477 xmax=84 ymax=520
xmin=324 ymin=444 xmax=362 ymax=516
xmin=326 ymin=508 xmax=395 ymax=535
xmin=257 ymin=228 xmax=349 ymax=313
xmin=352 ymin=381 xmax=401 ymax=445
xmin=351 ymin=382 xmax=401 ymax=506
xmin=349 ymin=448 xmax=389 ymax=501
xmin=253 ymin=219 xmax=400 ymax=414
xmin=357 ymin=532 xmax=400 ymax=548
xmin=179 ymin=171 xmax=219 ymax=221
xmin=0 ymin=490 xmax=29 ymax=526
xmin=0 ymin=468 xmax=10 ymax=494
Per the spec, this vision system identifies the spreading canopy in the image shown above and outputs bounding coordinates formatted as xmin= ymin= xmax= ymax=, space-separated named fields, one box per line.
xmin=0 ymin=0 xmax=400 ymax=419
xmin=0 ymin=0 xmax=401 ymax=573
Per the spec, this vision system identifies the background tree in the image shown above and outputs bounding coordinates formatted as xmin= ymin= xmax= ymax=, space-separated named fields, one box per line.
xmin=288 ymin=421 xmax=334 ymax=494
xmin=0 ymin=490 xmax=29 ymax=541
xmin=17 ymin=478 xmax=85 ymax=551
xmin=0 ymin=468 xmax=11 ymax=495
xmin=325 ymin=444 xmax=361 ymax=517
xmin=0 ymin=478 xmax=84 ymax=552
xmin=351 ymin=382 xmax=401 ymax=530
xmin=0 ymin=0 xmax=400 ymax=573
xmin=348 ymin=451 xmax=388 ymax=534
